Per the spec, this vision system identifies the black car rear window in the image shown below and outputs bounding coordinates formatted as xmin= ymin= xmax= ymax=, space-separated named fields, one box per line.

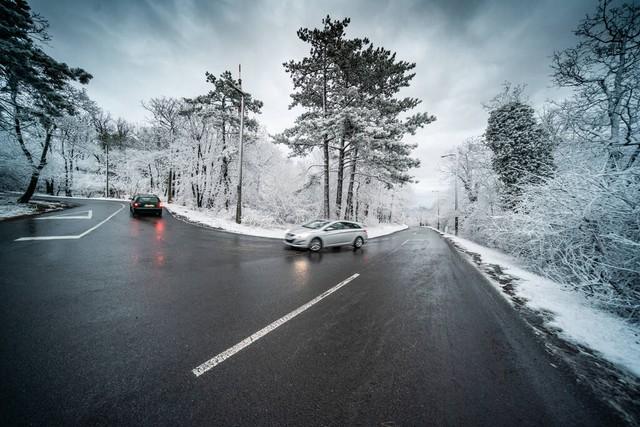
xmin=138 ymin=197 xmax=159 ymax=203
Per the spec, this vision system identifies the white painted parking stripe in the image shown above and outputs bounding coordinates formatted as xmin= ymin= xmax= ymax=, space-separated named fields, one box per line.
xmin=192 ymin=273 xmax=361 ymax=377
xmin=15 ymin=204 xmax=125 ymax=241
xmin=35 ymin=210 xmax=93 ymax=220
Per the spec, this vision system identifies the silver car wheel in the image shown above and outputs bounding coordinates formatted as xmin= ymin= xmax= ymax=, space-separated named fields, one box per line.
xmin=354 ymin=236 xmax=364 ymax=248
xmin=309 ymin=238 xmax=322 ymax=252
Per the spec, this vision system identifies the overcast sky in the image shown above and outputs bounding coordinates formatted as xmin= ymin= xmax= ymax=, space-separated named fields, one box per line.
xmin=30 ymin=0 xmax=597 ymax=206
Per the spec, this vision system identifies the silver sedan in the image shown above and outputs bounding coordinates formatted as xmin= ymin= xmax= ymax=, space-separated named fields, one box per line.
xmin=284 ymin=220 xmax=368 ymax=252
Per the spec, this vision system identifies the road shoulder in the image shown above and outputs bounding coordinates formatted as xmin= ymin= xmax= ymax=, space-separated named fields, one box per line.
xmin=430 ymin=227 xmax=640 ymax=424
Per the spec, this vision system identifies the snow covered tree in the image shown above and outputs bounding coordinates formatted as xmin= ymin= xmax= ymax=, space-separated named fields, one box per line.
xmin=0 ymin=0 xmax=92 ymax=202
xmin=280 ymin=16 xmax=356 ymax=218
xmin=54 ymin=91 xmax=97 ymax=196
xmin=485 ymin=95 xmax=553 ymax=208
xmin=279 ymin=16 xmax=435 ymax=219
xmin=551 ymin=0 xmax=640 ymax=169
xmin=187 ymin=70 xmax=262 ymax=210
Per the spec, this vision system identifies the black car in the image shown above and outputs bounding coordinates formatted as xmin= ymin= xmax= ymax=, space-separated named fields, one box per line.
xmin=130 ymin=194 xmax=163 ymax=216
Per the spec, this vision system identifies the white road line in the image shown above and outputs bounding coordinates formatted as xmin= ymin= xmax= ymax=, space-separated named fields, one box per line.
xmin=35 ymin=210 xmax=93 ymax=220
xmin=192 ymin=273 xmax=361 ymax=377
xmin=14 ymin=204 xmax=125 ymax=241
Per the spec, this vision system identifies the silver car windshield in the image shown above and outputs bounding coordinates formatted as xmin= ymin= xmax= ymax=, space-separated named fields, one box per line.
xmin=302 ymin=220 xmax=330 ymax=229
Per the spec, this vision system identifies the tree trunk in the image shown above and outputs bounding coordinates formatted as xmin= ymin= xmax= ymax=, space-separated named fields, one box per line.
xmin=149 ymin=164 xmax=154 ymax=189
xmin=335 ymin=135 xmax=345 ymax=218
xmin=16 ymin=116 xmax=54 ymax=203
xmin=322 ymin=50 xmax=330 ymax=218
xmin=64 ymin=156 xmax=70 ymax=196
xmin=344 ymin=147 xmax=358 ymax=219
xmin=354 ymin=182 xmax=360 ymax=221
xmin=219 ymin=110 xmax=230 ymax=211
xmin=45 ymin=178 xmax=54 ymax=195
xmin=67 ymin=146 xmax=74 ymax=196
xmin=607 ymin=43 xmax=627 ymax=169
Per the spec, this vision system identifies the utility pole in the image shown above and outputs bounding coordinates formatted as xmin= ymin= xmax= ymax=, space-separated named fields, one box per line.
xmin=235 ymin=64 xmax=245 ymax=224
xmin=454 ymin=150 xmax=459 ymax=235
xmin=441 ymin=152 xmax=459 ymax=235
xmin=105 ymin=137 xmax=110 ymax=197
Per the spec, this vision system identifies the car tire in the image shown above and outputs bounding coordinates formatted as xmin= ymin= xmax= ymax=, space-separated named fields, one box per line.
xmin=309 ymin=237 xmax=323 ymax=252
xmin=157 ymin=210 xmax=162 ymax=217
xmin=353 ymin=236 xmax=364 ymax=249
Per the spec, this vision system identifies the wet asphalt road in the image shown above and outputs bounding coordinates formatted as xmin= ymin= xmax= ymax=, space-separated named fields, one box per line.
xmin=0 ymin=198 xmax=623 ymax=426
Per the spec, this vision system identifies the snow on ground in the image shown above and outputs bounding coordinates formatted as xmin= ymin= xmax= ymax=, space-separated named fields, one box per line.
xmin=31 ymin=193 xmax=130 ymax=202
xmin=366 ymin=223 xmax=409 ymax=238
xmin=429 ymin=226 xmax=640 ymax=378
xmin=166 ymin=203 xmax=407 ymax=239
xmin=0 ymin=193 xmax=66 ymax=220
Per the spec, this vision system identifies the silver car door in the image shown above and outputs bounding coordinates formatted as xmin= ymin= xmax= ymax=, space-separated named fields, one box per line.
xmin=323 ymin=222 xmax=344 ymax=246
xmin=336 ymin=221 xmax=355 ymax=244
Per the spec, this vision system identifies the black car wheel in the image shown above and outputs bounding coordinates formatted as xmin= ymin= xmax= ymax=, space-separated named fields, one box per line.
xmin=309 ymin=238 xmax=323 ymax=252
xmin=353 ymin=236 xmax=364 ymax=249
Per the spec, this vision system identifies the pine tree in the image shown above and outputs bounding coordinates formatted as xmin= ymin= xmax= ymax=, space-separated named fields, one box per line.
xmin=485 ymin=100 xmax=553 ymax=208
xmin=280 ymin=16 xmax=354 ymax=218
xmin=0 ymin=0 xmax=92 ymax=203
xmin=278 ymin=16 xmax=435 ymax=219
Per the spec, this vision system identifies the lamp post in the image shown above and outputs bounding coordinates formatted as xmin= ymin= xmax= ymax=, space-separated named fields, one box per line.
xmin=441 ymin=151 xmax=459 ymax=235
xmin=225 ymin=65 xmax=247 ymax=224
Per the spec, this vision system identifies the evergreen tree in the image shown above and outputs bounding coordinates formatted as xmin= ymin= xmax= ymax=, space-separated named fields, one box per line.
xmin=278 ymin=16 xmax=435 ymax=219
xmin=0 ymin=0 xmax=92 ymax=203
xmin=485 ymin=100 xmax=553 ymax=208
xmin=280 ymin=16 xmax=355 ymax=218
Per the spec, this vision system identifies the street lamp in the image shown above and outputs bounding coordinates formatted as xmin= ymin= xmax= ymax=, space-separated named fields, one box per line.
xmin=441 ymin=151 xmax=459 ymax=236
xmin=225 ymin=64 xmax=247 ymax=224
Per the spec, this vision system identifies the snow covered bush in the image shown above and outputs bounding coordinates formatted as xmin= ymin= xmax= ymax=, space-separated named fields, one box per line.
xmin=459 ymin=140 xmax=640 ymax=319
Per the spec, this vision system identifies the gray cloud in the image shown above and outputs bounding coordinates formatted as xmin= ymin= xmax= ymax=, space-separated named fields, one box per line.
xmin=30 ymin=0 xmax=598 ymax=206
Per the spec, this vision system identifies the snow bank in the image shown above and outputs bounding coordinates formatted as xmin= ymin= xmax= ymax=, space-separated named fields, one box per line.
xmin=431 ymin=227 xmax=640 ymax=378
xmin=0 ymin=193 xmax=66 ymax=220
xmin=167 ymin=204 xmax=286 ymax=238
xmin=0 ymin=200 xmax=37 ymax=219
xmin=32 ymin=193 xmax=130 ymax=202
xmin=167 ymin=203 xmax=407 ymax=240
xmin=366 ymin=223 xmax=408 ymax=238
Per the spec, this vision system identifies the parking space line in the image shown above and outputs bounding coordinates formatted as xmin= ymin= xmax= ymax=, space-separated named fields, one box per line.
xmin=192 ymin=273 xmax=361 ymax=377
xmin=14 ymin=204 xmax=125 ymax=241
xmin=35 ymin=210 xmax=93 ymax=220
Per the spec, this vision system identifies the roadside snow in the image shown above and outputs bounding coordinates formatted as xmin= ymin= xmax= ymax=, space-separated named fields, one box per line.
xmin=166 ymin=203 xmax=407 ymax=239
xmin=32 ymin=193 xmax=130 ymax=202
xmin=0 ymin=200 xmax=36 ymax=218
xmin=0 ymin=193 xmax=66 ymax=220
xmin=431 ymin=227 xmax=640 ymax=378
xmin=366 ymin=223 xmax=408 ymax=238
xmin=167 ymin=204 xmax=286 ymax=238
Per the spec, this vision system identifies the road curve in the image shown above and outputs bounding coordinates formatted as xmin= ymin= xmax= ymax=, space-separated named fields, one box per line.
xmin=0 ymin=198 xmax=623 ymax=425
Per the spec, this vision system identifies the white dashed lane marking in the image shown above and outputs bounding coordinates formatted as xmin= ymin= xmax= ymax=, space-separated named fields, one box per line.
xmin=192 ymin=273 xmax=361 ymax=377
